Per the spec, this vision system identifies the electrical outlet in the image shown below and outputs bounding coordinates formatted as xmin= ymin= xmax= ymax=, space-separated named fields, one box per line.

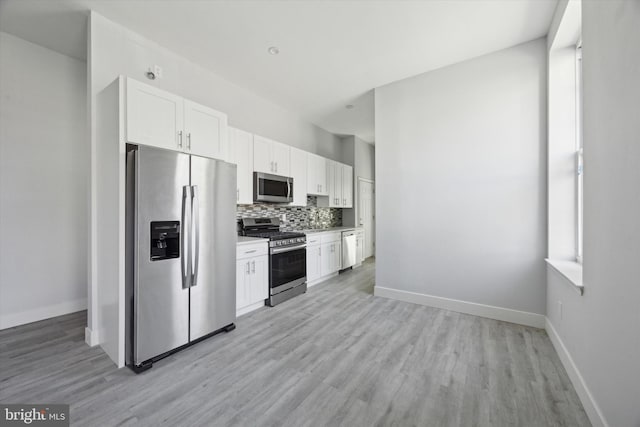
xmin=153 ymin=65 xmax=163 ymax=79
xmin=558 ymin=301 xmax=563 ymax=320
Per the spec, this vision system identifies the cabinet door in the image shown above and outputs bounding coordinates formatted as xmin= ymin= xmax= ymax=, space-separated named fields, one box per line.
xmin=328 ymin=161 xmax=343 ymax=207
xmin=184 ymin=100 xmax=228 ymax=160
xmin=236 ymin=260 xmax=249 ymax=309
xmin=307 ymin=244 xmax=321 ymax=282
xmin=228 ymin=128 xmax=253 ymax=204
xmin=356 ymin=234 xmax=364 ymax=263
xmin=333 ymin=242 xmax=342 ymax=272
xmin=253 ymin=135 xmax=273 ymax=174
xmin=126 ymin=78 xmax=183 ymax=151
xmin=307 ymin=154 xmax=318 ymax=194
xmin=342 ymin=165 xmax=353 ymax=208
xmin=249 ymin=256 xmax=268 ymax=302
xmin=315 ymin=155 xmax=328 ymax=195
xmin=289 ymin=147 xmax=307 ymax=206
xmin=321 ymin=242 xmax=341 ymax=275
xmin=320 ymin=242 xmax=333 ymax=276
xmin=271 ymin=141 xmax=290 ymax=176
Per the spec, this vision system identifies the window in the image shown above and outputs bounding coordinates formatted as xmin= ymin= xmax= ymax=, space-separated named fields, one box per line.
xmin=575 ymin=43 xmax=583 ymax=264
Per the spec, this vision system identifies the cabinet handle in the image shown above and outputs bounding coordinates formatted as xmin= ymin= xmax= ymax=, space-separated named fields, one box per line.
xmin=251 ymin=260 xmax=255 ymax=273
xmin=270 ymin=161 xmax=274 ymax=172
xmin=237 ymin=189 xmax=240 ymax=202
xmin=246 ymin=261 xmax=250 ymax=274
xmin=187 ymin=132 xmax=192 ymax=150
xmin=275 ymin=162 xmax=278 ymax=173
xmin=343 ymin=198 xmax=346 ymax=205
xmin=178 ymin=131 xmax=183 ymax=148
xmin=319 ymin=247 xmax=321 ymax=256
xmin=244 ymin=249 xmax=257 ymax=254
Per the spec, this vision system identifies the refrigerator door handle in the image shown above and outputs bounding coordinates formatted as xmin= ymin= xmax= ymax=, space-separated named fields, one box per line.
xmin=191 ymin=185 xmax=200 ymax=287
xmin=181 ymin=185 xmax=192 ymax=289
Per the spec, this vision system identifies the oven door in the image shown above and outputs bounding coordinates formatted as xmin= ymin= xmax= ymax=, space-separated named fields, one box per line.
xmin=254 ymin=172 xmax=293 ymax=203
xmin=270 ymin=244 xmax=306 ymax=294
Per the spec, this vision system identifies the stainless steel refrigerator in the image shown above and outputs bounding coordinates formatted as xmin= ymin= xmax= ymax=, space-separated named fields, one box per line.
xmin=125 ymin=145 xmax=236 ymax=372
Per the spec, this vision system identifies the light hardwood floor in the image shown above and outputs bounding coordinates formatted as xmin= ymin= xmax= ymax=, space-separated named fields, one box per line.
xmin=0 ymin=260 xmax=590 ymax=426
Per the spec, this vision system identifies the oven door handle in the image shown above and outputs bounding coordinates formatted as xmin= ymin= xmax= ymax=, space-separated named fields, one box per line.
xmin=270 ymin=243 xmax=306 ymax=254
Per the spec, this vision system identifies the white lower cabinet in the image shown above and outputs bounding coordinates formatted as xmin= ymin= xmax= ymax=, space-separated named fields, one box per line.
xmin=355 ymin=230 xmax=365 ymax=266
xmin=236 ymin=242 xmax=268 ymax=316
xmin=306 ymin=243 xmax=322 ymax=283
xmin=307 ymin=232 xmax=341 ymax=286
xmin=320 ymin=241 xmax=341 ymax=276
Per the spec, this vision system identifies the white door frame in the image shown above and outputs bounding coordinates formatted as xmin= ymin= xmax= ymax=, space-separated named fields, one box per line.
xmin=357 ymin=177 xmax=375 ymax=258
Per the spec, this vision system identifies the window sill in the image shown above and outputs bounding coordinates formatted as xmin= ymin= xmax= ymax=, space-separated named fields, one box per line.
xmin=545 ymin=259 xmax=584 ymax=295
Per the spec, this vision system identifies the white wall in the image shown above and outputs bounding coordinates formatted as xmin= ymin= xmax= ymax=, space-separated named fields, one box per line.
xmin=88 ymin=12 xmax=343 ymax=162
xmin=374 ymin=39 xmax=547 ymax=320
xmin=0 ymin=32 xmax=87 ymax=329
xmin=546 ymin=2 xmax=640 ymax=426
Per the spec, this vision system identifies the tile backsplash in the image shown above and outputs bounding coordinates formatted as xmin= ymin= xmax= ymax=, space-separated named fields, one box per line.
xmin=237 ymin=196 xmax=342 ymax=231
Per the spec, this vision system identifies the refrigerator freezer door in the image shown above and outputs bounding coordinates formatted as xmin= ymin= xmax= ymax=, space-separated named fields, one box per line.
xmin=134 ymin=146 xmax=191 ymax=364
xmin=189 ymin=156 xmax=237 ymax=341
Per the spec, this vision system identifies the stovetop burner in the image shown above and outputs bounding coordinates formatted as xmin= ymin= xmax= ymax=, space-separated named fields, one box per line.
xmin=248 ymin=231 xmax=306 ymax=241
xmin=240 ymin=217 xmax=306 ymax=244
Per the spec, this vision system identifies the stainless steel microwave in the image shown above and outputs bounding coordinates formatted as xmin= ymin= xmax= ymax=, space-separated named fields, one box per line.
xmin=254 ymin=172 xmax=293 ymax=203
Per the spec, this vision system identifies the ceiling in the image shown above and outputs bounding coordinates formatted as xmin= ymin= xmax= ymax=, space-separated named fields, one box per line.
xmin=0 ymin=0 xmax=558 ymax=143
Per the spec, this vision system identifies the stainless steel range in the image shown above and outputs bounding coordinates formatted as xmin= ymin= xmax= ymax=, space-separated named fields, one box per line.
xmin=240 ymin=218 xmax=307 ymax=306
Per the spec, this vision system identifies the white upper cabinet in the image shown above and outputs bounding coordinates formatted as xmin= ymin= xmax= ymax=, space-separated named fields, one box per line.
xmin=289 ymin=147 xmax=308 ymax=206
xmin=307 ymin=153 xmax=328 ymax=196
xmin=329 ymin=161 xmax=343 ymax=207
xmin=228 ymin=127 xmax=254 ymax=204
xmin=318 ymin=161 xmax=353 ymax=208
xmin=183 ymin=100 xmax=227 ymax=160
xmin=342 ymin=164 xmax=353 ymax=208
xmin=253 ymin=135 xmax=271 ymax=174
xmin=253 ymin=135 xmax=290 ymax=176
xmin=271 ymin=141 xmax=290 ymax=176
xmin=126 ymin=78 xmax=184 ymax=151
xmin=125 ymin=78 xmax=228 ymax=160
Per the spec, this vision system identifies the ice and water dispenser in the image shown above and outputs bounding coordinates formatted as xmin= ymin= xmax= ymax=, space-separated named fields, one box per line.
xmin=150 ymin=221 xmax=180 ymax=261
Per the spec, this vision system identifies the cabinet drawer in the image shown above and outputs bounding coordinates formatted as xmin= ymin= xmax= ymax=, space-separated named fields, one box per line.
xmin=321 ymin=232 xmax=341 ymax=244
xmin=236 ymin=243 xmax=268 ymax=259
xmin=306 ymin=236 xmax=321 ymax=246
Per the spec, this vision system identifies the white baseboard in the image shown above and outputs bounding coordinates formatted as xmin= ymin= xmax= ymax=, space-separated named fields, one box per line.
xmin=373 ymin=286 xmax=545 ymax=328
xmin=85 ymin=326 xmax=100 ymax=347
xmin=545 ymin=318 xmax=609 ymax=427
xmin=0 ymin=298 xmax=87 ymax=330
xmin=308 ymin=272 xmax=339 ymax=288
xmin=236 ymin=301 xmax=265 ymax=317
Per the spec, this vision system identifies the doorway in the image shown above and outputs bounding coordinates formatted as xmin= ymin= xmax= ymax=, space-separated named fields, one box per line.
xmin=358 ymin=178 xmax=375 ymax=258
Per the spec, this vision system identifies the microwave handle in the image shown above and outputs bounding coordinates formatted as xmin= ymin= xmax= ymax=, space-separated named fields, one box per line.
xmin=287 ymin=178 xmax=291 ymax=199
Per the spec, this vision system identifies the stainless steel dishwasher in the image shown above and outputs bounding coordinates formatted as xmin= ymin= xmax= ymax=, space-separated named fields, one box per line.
xmin=341 ymin=230 xmax=357 ymax=269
